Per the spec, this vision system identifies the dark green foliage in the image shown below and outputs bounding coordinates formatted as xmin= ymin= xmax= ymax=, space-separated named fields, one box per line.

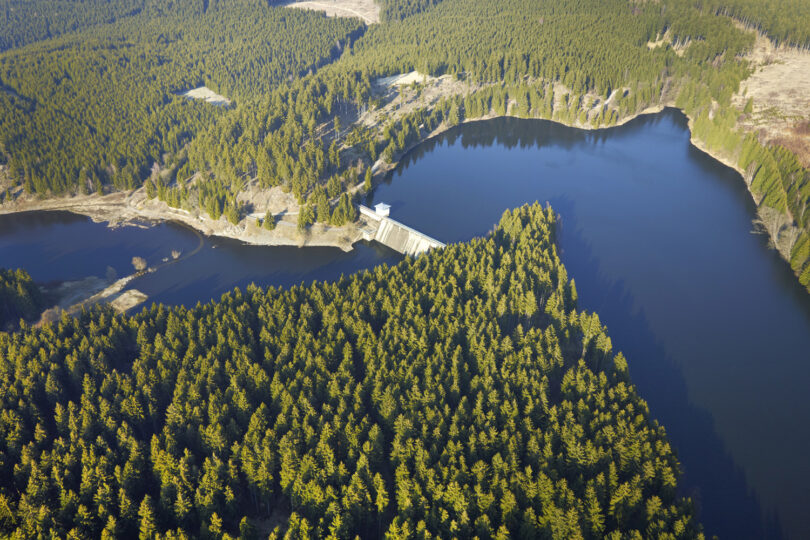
xmin=263 ymin=210 xmax=276 ymax=230
xmin=0 ymin=268 xmax=43 ymax=329
xmin=0 ymin=204 xmax=702 ymax=537
xmin=707 ymin=0 xmax=810 ymax=48
xmin=0 ymin=0 xmax=337 ymax=53
xmin=0 ymin=0 xmax=143 ymax=51
xmin=0 ymin=2 xmax=363 ymax=196
xmin=2 ymin=0 xmax=809 ymax=290
xmin=356 ymin=0 xmax=668 ymax=92
xmin=378 ymin=0 xmax=445 ymax=22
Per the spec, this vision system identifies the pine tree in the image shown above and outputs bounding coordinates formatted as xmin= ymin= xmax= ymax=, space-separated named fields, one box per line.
xmin=138 ymin=496 xmax=156 ymax=540
xmin=264 ymin=211 xmax=275 ymax=230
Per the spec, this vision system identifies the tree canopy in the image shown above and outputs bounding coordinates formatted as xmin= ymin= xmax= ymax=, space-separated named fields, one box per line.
xmin=0 ymin=204 xmax=702 ymax=538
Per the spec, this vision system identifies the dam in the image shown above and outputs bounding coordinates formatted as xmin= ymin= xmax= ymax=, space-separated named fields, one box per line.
xmin=357 ymin=204 xmax=446 ymax=256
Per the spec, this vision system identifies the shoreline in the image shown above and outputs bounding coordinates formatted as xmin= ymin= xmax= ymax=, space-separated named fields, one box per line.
xmin=0 ymin=102 xmax=778 ymax=265
xmin=0 ymin=187 xmax=364 ymax=252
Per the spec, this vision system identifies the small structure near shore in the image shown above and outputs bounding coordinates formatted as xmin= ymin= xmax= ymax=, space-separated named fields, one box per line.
xmin=374 ymin=202 xmax=391 ymax=217
xmin=358 ymin=204 xmax=444 ymax=256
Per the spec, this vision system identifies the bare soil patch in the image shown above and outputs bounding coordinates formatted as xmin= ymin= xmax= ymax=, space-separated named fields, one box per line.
xmin=285 ymin=0 xmax=379 ymax=24
xmin=37 ymin=273 xmax=147 ymax=325
xmin=183 ymin=86 xmax=231 ymax=106
xmin=362 ymin=72 xmax=471 ymax=128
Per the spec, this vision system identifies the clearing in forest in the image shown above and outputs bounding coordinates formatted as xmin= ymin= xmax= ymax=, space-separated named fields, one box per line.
xmin=285 ymin=0 xmax=379 ymax=24
xmin=183 ymin=86 xmax=231 ymax=106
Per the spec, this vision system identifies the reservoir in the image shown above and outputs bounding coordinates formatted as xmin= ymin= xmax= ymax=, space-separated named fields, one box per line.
xmin=1 ymin=109 xmax=808 ymax=538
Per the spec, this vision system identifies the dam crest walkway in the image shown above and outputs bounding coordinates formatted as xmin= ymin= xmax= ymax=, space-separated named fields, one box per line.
xmin=357 ymin=205 xmax=445 ymax=256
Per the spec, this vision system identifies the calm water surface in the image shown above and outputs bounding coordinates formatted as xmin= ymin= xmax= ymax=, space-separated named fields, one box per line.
xmin=0 ymin=211 xmax=401 ymax=306
xmin=1 ymin=109 xmax=808 ymax=538
xmin=368 ymin=109 xmax=810 ymax=539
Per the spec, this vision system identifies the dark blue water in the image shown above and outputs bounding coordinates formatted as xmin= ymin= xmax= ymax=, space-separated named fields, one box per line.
xmin=1 ymin=109 xmax=808 ymax=538
xmin=365 ymin=109 xmax=810 ymax=539
xmin=0 ymin=211 xmax=401 ymax=306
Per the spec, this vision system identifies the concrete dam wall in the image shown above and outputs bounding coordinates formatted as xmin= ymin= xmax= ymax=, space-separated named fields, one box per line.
xmin=358 ymin=205 xmax=445 ymax=256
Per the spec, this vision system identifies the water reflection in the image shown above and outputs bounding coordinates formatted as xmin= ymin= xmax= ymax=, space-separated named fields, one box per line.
xmin=0 ymin=211 xmax=401 ymax=308
xmin=560 ymin=209 xmax=784 ymax=538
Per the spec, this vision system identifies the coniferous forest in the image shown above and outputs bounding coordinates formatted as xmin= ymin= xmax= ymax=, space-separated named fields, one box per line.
xmin=0 ymin=204 xmax=703 ymax=538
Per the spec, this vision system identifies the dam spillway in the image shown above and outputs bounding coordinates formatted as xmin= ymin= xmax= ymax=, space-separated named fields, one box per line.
xmin=357 ymin=205 xmax=446 ymax=256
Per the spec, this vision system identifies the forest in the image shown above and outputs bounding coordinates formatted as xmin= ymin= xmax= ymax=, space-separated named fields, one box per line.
xmin=707 ymin=0 xmax=810 ymax=48
xmin=0 ymin=0 xmax=363 ymax=198
xmin=0 ymin=204 xmax=703 ymax=538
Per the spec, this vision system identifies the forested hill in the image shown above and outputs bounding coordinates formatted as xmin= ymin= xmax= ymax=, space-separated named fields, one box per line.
xmin=0 ymin=2 xmax=364 ymax=195
xmin=0 ymin=0 xmax=143 ymax=52
xmin=707 ymin=0 xmax=810 ymax=48
xmin=0 ymin=204 xmax=703 ymax=538
xmin=0 ymin=0 xmax=309 ymax=52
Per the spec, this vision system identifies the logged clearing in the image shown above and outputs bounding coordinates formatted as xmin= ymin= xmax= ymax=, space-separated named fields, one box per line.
xmin=183 ymin=86 xmax=231 ymax=106
xmin=285 ymin=0 xmax=379 ymax=24
xmin=734 ymin=30 xmax=810 ymax=166
xmin=362 ymin=71 xmax=464 ymax=127
xmin=375 ymin=71 xmax=437 ymax=87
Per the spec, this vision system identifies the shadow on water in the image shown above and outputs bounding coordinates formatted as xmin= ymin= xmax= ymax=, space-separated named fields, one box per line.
xmin=391 ymin=112 xmax=664 ymax=179
xmin=555 ymin=198 xmax=785 ymax=539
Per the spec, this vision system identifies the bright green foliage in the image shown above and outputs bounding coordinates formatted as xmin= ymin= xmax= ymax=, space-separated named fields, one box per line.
xmin=0 ymin=204 xmax=702 ymax=538
xmin=2 ymin=0 xmax=809 ymax=289
xmin=364 ymin=167 xmax=373 ymax=192
xmin=297 ymin=203 xmax=315 ymax=231
xmin=0 ymin=268 xmax=44 ymax=329
xmin=330 ymin=193 xmax=357 ymax=226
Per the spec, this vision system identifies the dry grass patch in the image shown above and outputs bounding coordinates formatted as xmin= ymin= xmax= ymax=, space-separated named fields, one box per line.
xmin=646 ymin=30 xmax=692 ymax=57
xmin=361 ymin=72 xmax=472 ymax=128
xmin=734 ymin=30 xmax=810 ymax=166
